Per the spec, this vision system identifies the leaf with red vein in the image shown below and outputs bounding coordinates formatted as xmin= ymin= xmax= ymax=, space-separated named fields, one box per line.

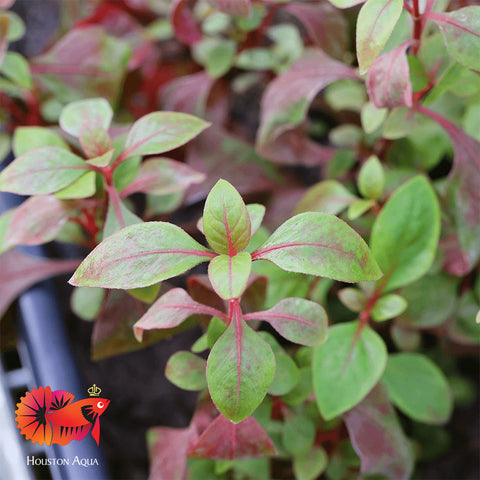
xmin=285 ymin=2 xmax=348 ymax=59
xmin=0 ymin=249 xmax=80 ymax=318
xmin=207 ymin=315 xmax=275 ymax=423
xmin=417 ymin=106 xmax=480 ymax=273
xmin=188 ymin=414 xmax=275 ymax=460
xmin=203 ymin=179 xmax=251 ymax=255
xmin=356 ymin=0 xmax=403 ymax=74
xmin=207 ymin=0 xmax=251 ymax=18
xmin=208 ymin=252 xmax=252 ymax=301
xmin=70 ymin=222 xmax=216 ymax=289
xmin=256 ymin=49 xmax=357 ymax=154
xmin=429 ymin=7 xmax=480 ymax=72
xmin=244 ymin=298 xmax=328 ymax=346
xmin=0 ymin=147 xmax=89 ymax=195
xmin=366 ymin=41 xmax=413 ymax=108
xmin=4 ymin=196 xmax=76 ymax=249
xmin=120 ymin=111 xmax=210 ymax=161
xmin=252 ymin=212 xmax=382 ymax=283
xmin=120 ymin=158 xmax=205 ymax=197
xmin=133 ymin=288 xmax=226 ymax=342
xmin=170 ymin=0 xmax=202 ymax=46
xmin=343 ymin=384 xmax=414 ymax=480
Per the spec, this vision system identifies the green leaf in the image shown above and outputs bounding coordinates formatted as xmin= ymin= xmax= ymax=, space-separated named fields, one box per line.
xmin=207 ymin=316 xmax=228 ymax=349
xmin=71 ymin=287 xmax=105 ymax=321
xmin=55 ymin=171 xmax=96 ymax=199
xmin=194 ymin=38 xmax=236 ymax=77
xmin=338 ymin=288 xmax=368 ymax=313
xmin=371 ymin=294 xmax=407 ymax=322
xmin=165 ymin=351 xmax=207 ymax=391
xmin=0 ymin=146 xmax=88 ymax=194
xmin=246 ymin=204 xmax=265 ymax=236
xmin=382 ymin=353 xmax=453 ymax=424
xmin=325 ymin=79 xmax=366 ymax=113
xmin=236 ymin=48 xmax=276 ymax=71
xmin=268 ymin=353 xmax=299 ymax=396
xmin=252 ymin=212 xmax=382 ymax=283
xmin=203 ymin=179 xmax=251 ymax=255
xmin=70 ymin=222 xmax=214 ymax=289
xmin=370 ymin=176 xmax=440 ymax=291
xmin=313 ymin=322 xmax=387 ymax=420
xmin=208 ymin=252 xmax=252 ymax=300
xmin=128 ymin=283 xmax=161 ymax=303
xmin=207 ymin=319 xmax=275 ymax=423
xmin=293 ymin=446 xmax=328 ymax=480
xmin=59 ymin=98 xmax=113 ymax=137
xmin=295 ymin=180 xmax=357 ymax=215
xmin=122 ymin=112 xmax=210 ymax=160
xmin=282 ymin=367 xmax=313 ymax=406
xmin=358 ymin=155 xmax=384 ymax=200
xmin=361 ymin=102 xmax=388 ymax=134
xmin=432 ymin=7 xmax=480 ymax=72
xmin=356 ymin=0 xmax=403 ymax=73
xmin=407 ymin=55 xmax=429 ymax=92
xmin=282 ymin=415 xmax=315 ymax=455
xmin=13 ymin=126 xmax=69 ymax=157
xmin=1 ymin=52 xmax=32 ymax=89
xmin=245 ymin=298 xmax=328 ymax=346
xmin=4 ymin=11 xmax=25 ymax=41
xmin=383 ymin=106 xmax=419 ymax=139
xmin=347 ymin=199 xmax=376 ymax=220
xmin=327 ymin=0 xmax=365 ymax=7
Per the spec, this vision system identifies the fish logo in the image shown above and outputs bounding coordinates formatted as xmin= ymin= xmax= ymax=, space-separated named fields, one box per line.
xmin=15 ymin=385 xmax=110 ymax=446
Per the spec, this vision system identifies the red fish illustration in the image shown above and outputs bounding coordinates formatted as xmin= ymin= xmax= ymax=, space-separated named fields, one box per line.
xmin=15 ymin=386 xmax=110 ymax=446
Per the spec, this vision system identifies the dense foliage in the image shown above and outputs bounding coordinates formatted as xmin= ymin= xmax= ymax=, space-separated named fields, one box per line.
xmin=0 ymin=0 xmax=479 ymax=479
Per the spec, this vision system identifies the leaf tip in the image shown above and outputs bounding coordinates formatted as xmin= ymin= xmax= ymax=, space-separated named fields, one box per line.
xmin=133 ymin=325 xmax=144 ymax=342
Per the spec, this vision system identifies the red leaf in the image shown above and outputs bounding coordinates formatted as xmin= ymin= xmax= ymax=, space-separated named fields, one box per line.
xmin=257 ymin=49 xmax=357 ymax=162
xmin=185 ymin=126 xmax=278 ymax=204
xmin=188 ymin=414 xmax=276 ymax=460
xmin=4 ymin=196 xmax=76 ymax=248
xmin=285 ymin=2 xmax=348 ymax=59
xmin=0 ymin=249 xmax=80 ymax=318
xmin=417 ymin=106 xmax=480 ymax=273
xmin=343 ymin=384 xmax=414 ymax=480
xmin=207 ymin=0 xmax=251 ymax=18
xmin=149 ymin=425 xmax=198 ymax=480
xmin=170 ymin=0 xmax=202 ymax=46
xmin=366 ymin=41 xmax=413 ymax=108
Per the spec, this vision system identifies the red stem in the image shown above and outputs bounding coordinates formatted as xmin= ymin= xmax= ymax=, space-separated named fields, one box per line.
xmin=411 ymin=0 xmax=423 ymax=55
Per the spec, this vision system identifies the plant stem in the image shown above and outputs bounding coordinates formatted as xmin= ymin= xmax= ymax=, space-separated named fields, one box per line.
xmin=411 ymin=0 xmax=422 ymax=55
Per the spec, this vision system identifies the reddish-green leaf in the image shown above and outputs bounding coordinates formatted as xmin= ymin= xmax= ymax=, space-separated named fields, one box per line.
xmin=0 ymin=249 xmax=80 ymax=319
xmin=382 ymin=353 xmax=453 ymax=424
xmin=70 ymin=222 xmax=215 ymax=289
xmin=252 ymin=212 xmax=382 ymax=283
xmin=430 ymin=7 xmax=480 ymax=72
xmin=313 ymin=322 xmax=387 ymax=420
xmin=165 ymin=351 xmax=207 ymax=391
xmin=207 ymin=317 xmax=275 ymax=423
xmin=103 ymin=190 xmax=142 ymax=238
xmin=133 ymin=288 xmax=225 ymax=341
xmin=356 ymin=0 xmax=403 ymax=74
xmin=295 ymin=180 xmax=357 ymax=215
xmin=121 ymin=158 xmax=205 ymax=197
xmin=207 ymin=0 xmax=251 ymax=18
xmin=4 ymin=196 xmax=76 ymax=248
xmin=0 ymin=146 xmax=88 ymax=194
xmin=208 ymin=252 xmax=252 ymax=300
xmin=244 ymin=298 xmax=328 ymax=347
xmin=343 ymin=384 xmax=414 ymax=480
xmin=121 ymin=112 xmax=210 ymax=160
xmin=79 ymin=126 xmax=112 ymax=159
xmin=370 ymin=176 xmax=440 ymax=291
xmin=366 ymin=41 xmax=412 ymax=109
xmin=13 ymin=126 xmax=69 ymax=157
xmin=256 ymin=49 xmax=356 ymax=153
xmin=338 ymin=288 xmax=368 ymax=313
xmin=59 ymin=98 xmax=113 ymax=138
xmin=328 ymin=0 xmax=365 ymax=7
xmin=203 ymin=179 xmax=251 ymax=255
xmin=188 ymin=414 xmax=276 ymax=460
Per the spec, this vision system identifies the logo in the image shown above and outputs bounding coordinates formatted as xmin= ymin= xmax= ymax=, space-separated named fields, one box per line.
xmin=15 ymin=385 xmax=110 ymax=446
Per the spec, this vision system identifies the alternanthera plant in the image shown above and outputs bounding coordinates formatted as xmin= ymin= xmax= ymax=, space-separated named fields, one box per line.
xmin=70 ymin=178 xmax=381 ymax=459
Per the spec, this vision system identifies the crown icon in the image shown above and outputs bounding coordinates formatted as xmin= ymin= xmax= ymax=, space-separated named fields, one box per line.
xmin=88 ymin=384 xmax=101 ymax=397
